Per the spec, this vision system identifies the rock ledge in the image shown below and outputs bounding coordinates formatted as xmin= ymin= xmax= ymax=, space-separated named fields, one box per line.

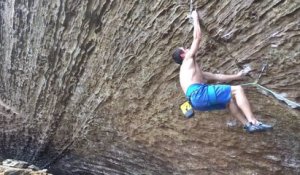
xmin=0 ymin=159 xmax=51 ymax=175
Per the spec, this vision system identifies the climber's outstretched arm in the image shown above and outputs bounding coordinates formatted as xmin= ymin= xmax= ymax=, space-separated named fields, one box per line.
xmin=185 ymin=11 xmax=201 ymax=59
xmin=202 ymin=71 xmax=244 ymax=82
xmin=203 ymin=66 xmax=252 ymax=82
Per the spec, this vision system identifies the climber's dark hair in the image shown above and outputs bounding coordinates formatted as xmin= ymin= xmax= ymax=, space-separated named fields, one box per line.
xmin=172 ymin=48 xmax=184 ymax=65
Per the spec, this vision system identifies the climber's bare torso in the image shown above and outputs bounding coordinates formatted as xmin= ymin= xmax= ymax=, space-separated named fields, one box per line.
xmin=180 ymin=53 xmax=204 ymax=94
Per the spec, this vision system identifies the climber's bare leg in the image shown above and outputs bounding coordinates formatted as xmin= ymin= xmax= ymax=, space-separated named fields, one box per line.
xmin=228 ymin=99 xmax=247 ymax=125
xmin=231 ymin=85 xmax=258 ymax=124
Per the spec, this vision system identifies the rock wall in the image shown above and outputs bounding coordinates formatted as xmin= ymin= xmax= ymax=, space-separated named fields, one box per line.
xmin=0 ymin=0 xmax=299 ymax=174
xmin=0 ymin=159 xmax=51 ymax=175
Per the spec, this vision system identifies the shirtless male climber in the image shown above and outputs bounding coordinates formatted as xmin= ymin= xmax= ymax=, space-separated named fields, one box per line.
xmin=172 ymin=10 xmax=272 ymax=133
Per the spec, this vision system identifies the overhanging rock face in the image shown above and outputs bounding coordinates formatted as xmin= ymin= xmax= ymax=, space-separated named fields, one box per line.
xmin=0 ymin=0 xmax=299 ymax=174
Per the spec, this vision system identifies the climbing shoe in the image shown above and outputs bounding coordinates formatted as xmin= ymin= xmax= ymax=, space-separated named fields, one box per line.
xmin=243 ymin=122 xmax=273 ymax=133
xmin=255 ymin=121 xmax=273 ymax=131
xmin=244 ymin=123 xmax=260 ymax=133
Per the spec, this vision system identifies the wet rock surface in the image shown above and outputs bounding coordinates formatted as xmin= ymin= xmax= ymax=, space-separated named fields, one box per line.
xmin=0 ymin=0 xmax=299 ymax=174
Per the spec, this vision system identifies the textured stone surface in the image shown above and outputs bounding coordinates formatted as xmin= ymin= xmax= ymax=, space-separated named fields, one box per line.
xmin=0 ymin=0 xmax=299 ymax=174
xmin=0 ymin=159 xmax=51 ymax=175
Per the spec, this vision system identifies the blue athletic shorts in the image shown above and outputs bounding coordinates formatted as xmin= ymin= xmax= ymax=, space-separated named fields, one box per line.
xmin=185 ymin=83 xmax=231 ymax=111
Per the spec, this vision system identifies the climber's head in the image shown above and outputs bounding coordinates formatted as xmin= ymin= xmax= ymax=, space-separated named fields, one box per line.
xmin=172 ymin=47 xmax=188 ymax=65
